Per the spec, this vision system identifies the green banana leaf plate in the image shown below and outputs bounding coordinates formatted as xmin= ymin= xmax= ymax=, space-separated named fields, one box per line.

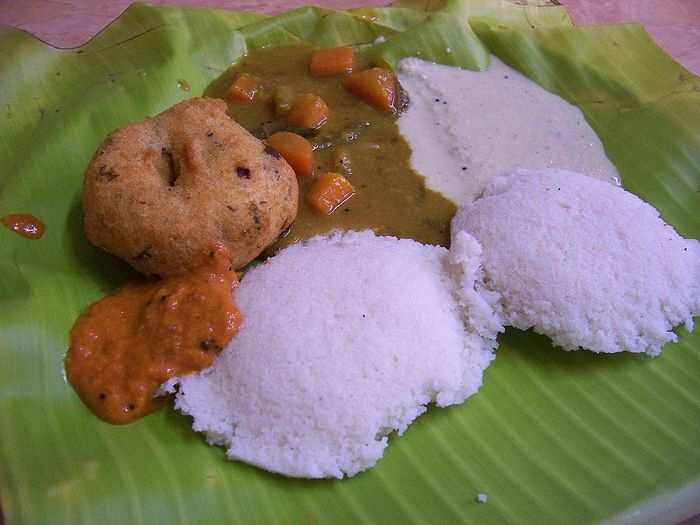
xmin=1 ymin=1 xmax=699 ymax=523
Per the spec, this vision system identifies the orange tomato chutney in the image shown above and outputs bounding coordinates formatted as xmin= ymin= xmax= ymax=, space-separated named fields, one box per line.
xmin=1 ymin=213 xmax=45 ymax=239
xmin=65 ymin=246 xmax=242 ymax=424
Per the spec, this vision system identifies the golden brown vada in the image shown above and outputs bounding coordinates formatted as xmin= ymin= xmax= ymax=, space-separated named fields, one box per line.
xmin=82 ymin=97 xmax=298 ymax=276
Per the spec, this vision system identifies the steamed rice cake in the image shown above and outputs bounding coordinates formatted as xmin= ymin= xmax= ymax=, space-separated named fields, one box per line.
xmin=451 ymin=168 xmax=700 ymax=356
xmin=165 ymin=230 xmax=501 ymax=478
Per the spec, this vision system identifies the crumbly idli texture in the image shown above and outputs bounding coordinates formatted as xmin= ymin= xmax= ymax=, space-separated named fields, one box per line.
xmin=452 ymin=168 xmax=700 ymax=356
xmin=166 ymin=230 xmax=500 ymax=479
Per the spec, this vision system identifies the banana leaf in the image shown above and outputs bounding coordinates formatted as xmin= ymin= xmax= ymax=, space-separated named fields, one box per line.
xmin=1 ymin=1 xmax=699 ymax=524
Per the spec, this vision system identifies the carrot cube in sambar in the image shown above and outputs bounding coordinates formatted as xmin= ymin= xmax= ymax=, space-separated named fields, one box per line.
xmin=310 ymin=47 xmax=355 ymax=77
xmin=266 ymin=132 xmax=314 ymax=179
xmin=225 ymin=73 xmax=261 ymax=103
xmin=342 ymin=67 xmax=397 ymax=113
xmin=287 ymin=94 xmax=330 ymax=130
xmin=307 ymin=172 xmax=355 ymax=215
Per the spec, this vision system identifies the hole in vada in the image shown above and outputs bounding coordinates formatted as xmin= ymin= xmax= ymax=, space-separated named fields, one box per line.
xmin=98 ymin=165 xmax=119 ymax=181
xmin=160 ymin=147 xmax=181 ymax=186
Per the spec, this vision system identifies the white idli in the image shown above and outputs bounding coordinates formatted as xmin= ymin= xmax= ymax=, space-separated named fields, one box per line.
xmin=165 ymin=230 xmax=501 ymax=479
xmin=451 ymin=168 xmax=700 ymax=356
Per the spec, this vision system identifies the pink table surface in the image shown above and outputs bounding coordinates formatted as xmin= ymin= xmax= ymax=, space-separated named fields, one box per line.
xmin=1 ymin=1 xmax=699 ymax=524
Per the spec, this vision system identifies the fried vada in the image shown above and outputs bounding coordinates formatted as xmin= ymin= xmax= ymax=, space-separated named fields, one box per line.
xmin=82 ymin=97 xmax=298 ymax=276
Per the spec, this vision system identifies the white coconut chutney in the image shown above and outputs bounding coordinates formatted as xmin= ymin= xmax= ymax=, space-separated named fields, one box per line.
xmin=397 ymin=57 xmax=621 ymax=203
